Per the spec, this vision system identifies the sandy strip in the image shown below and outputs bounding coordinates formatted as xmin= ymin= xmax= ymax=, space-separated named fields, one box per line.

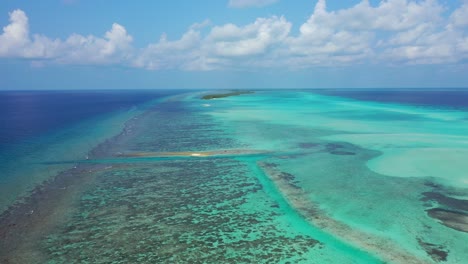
xmin=116 ymin=149 xmax=269 ymax=158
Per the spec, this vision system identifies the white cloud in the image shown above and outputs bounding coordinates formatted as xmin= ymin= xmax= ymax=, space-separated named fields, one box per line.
xmin=1 ymin=1 xmax=468 ymax=70
xmin=287 ymin=0 xmax=468 ymax=66
xmin=380 ymin=27 xmax=463 ymax=64
xmin=376 ymin=1 xmax=468 ymax=64
xmin=134 ymin=16 xmax=291 ymax=71
xmin=190 ymin=19 xmax=212 ymax=30
xmin=134 ymin=29 xmax=202 ymax=70
xmin=0 ymin=10 xmax=62 ymax=59
xmin=0 ymin=10 xmax=133 ymax=64
xmin=228 ymin=0 xmax=278 ymax=8
xmin=208 ymin=16 xmax=291 ymax=57
xmin=0 ymin=10 xmax=31 ymax=57
xmin=450 ymin=2 xmax=468 ymax=28
xmin=58 ymin=23 xmax=133 ymax=64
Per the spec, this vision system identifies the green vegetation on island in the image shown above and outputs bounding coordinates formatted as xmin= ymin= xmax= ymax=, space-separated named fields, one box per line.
xmin=201 ymin=90 xmax=254 ymax=100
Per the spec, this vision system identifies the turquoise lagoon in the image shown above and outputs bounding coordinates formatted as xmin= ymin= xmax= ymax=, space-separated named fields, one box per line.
xmin=1 ymin=90 xmax=467 ymax=263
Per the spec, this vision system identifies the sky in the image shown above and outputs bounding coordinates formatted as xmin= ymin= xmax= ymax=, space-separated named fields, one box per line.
xmin=1 ymin=0 xmax=468 ymax=90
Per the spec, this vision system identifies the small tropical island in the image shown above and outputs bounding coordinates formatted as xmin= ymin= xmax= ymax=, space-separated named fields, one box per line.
xmin=201 ymin=90 xmax=254 ymax=100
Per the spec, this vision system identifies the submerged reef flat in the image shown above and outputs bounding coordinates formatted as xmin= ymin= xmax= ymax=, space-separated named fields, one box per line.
xmin=2 ymin=90 xmax=468 ymax=263
xmin=43 ymin=160 xmax=321 ymax=263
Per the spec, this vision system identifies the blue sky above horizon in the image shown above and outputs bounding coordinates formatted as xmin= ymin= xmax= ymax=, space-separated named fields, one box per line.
xmin=1 ymin=0 xmax=468 ymax=90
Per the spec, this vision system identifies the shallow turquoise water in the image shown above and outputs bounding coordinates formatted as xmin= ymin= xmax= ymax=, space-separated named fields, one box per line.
xmin=1 ymin=90 xmax=468 ymax=263
xmin=205 ymin=90 xmax=468 ymax=263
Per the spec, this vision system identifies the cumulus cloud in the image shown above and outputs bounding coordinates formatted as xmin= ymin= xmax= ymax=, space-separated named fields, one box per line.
xmin=450 ymin=2 xmax=468 ymax=28
xmin=299 ymin=0 xmax=444 ymax=32
xmin=0 ymin=10 xmax=62 ymax=59
xmin=228 ymin=0 xmax=279 ymax=8
xmin=133 ymin=16 xmax=290 ymax=71
xmin=1 ymin=1 xmax=468 ymax=70
xmin=57 ymin=23 xmax=133 ymax=64
xmin=208 ymin=16 xmax=291 ymax=57
xmin=0 ymin=10 xmax=133 ymax=64
xmin=287 ymin=0 xmax=467 ymax=66
xmin=133 ymin=29 xmax=203 ymax=70
xmin=0 ymin=10 xmax=33 ymax=57
xmin=284 ymin=0 xmax=451 ymax=66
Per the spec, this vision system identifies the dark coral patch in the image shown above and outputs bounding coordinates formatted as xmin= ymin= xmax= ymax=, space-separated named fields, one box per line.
xmin=426 ymin=208 xmax=468 ymax=233
xmin=324 ymin=143 xmax=356 ymax=156
xmin=422 ymin=190 xmax=468 ymax=233
xmin=417 ymin=238 xmax=449 ymax=262
xmin=325 ymin=143 xmax=345 ymax=151
xmin=422 ymin=192 xmax=468 ymax=212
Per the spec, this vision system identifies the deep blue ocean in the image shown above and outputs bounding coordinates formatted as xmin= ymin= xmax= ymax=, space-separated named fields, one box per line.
xmin=314 ymin=89 xmax=468 ymax=110
xmin=0 ymin=90 xmax=178 ymax=148
xmin=0 ymin=90 xmax=184 ymax=213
